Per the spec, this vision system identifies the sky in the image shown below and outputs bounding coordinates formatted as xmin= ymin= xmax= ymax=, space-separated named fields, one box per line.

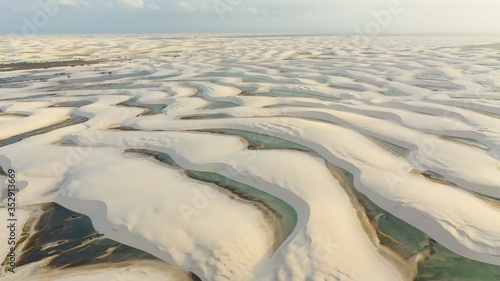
xmin=0 ymin=0 xmax=499 ymax=35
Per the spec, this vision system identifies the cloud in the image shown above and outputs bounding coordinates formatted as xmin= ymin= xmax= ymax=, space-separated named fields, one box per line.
xmin=120 ymin=0 xmax=144 ymax=9
xmin=57 ymin=0 xmax=79 ymax=6
xmin=178 ymin=1 xmax=195 ymax=11
xmin=2 ymin=0 xmax=500 ymax=34
xmin=98 ymin=1 xmax=113 ymax=7
xmin=147 ymin=3 xmax=160 ymax=10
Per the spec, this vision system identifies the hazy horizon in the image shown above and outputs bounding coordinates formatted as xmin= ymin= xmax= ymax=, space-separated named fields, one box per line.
xmin=0 ymin=0 xmax=499 ymax=36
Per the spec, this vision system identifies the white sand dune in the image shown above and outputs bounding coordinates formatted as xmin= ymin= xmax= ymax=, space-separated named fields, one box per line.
xmin=1 ymin=34 xmax=500 ymax=280
xmin=7 ymin=259 xmax=191 ymax=281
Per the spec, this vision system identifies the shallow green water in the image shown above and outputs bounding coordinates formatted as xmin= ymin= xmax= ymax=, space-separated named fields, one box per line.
xmin=199 ymin=71 xmax=281 ymax=84
xmin=198 ymin=129 xmax=500 ymax=280
xmin=444 ymin=135 xmax=490 ymax=150
xmin=349 ymin=176 xmax=429 ymax=259
xmin=383 ymin=90 xmax=409 ymax=96
xmin=49 ymin=100 xmax=94 ymax=108
xmin=67 ymin=71 xmax=151 ymax=84
xmin=344 ymin=169 xmax=500 ymax=280
xmin=199 ymin=72 xmax=242 ymax=78
xmin=0 ymin=115 xmax=88 ymax=147
xmin=119 ymin=97 xmax=166 ymax=115
xmin=18 ymin=203 xmax=158 ymax=268
xmin=329 ymin=84 xmax=363 ymax=92
xmin=416 ymin=242 xmax=500 ymax=281
xmin=371 ymin=137 xmax=409 ymax=156
xmin=0 ymin=74 xmax=64 ymax=84
xmin=127 ymin=149 xmax=180 ymax=168
xmin=126 ymin=149 xmax=298 ymax=246
xmin=242 ymin=76 xmax=284 ymax=83
xmin=186 ymin=170 xmax=298 ymax=239
xmin=245 ymin=90 xmax=340 ymax=102
xmin=416 ymin=73 xmax=449 ymax=81
xmin=207 ymin=100 xmax=240 ymax=109
xmin=200 ymin=128 xmax=313 ymax=152
xmin=182 ymin=113 xmax=233 ymax=120
xmin=15 ymin=203 xmax=201 ymax=280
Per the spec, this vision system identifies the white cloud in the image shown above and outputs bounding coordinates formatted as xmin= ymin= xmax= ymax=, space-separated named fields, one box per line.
xmin=147 ymin=3 xmax=160 ymax=10
xmin=3 ymin=0 xmax=500 ymax=34
xmin=98 ymin=1 xmax=113 ymax=7
xmin=178 ymin=1 xmax=195 ymax=11
xmin=120 ymin=0 xmax=144 ymax=9
xmin=57 ymin=0 xmax=79 ymax=6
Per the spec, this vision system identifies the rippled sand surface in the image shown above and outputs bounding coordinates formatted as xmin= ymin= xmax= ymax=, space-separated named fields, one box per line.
xmin=1 ymin=35 xmax=500 ymax=281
